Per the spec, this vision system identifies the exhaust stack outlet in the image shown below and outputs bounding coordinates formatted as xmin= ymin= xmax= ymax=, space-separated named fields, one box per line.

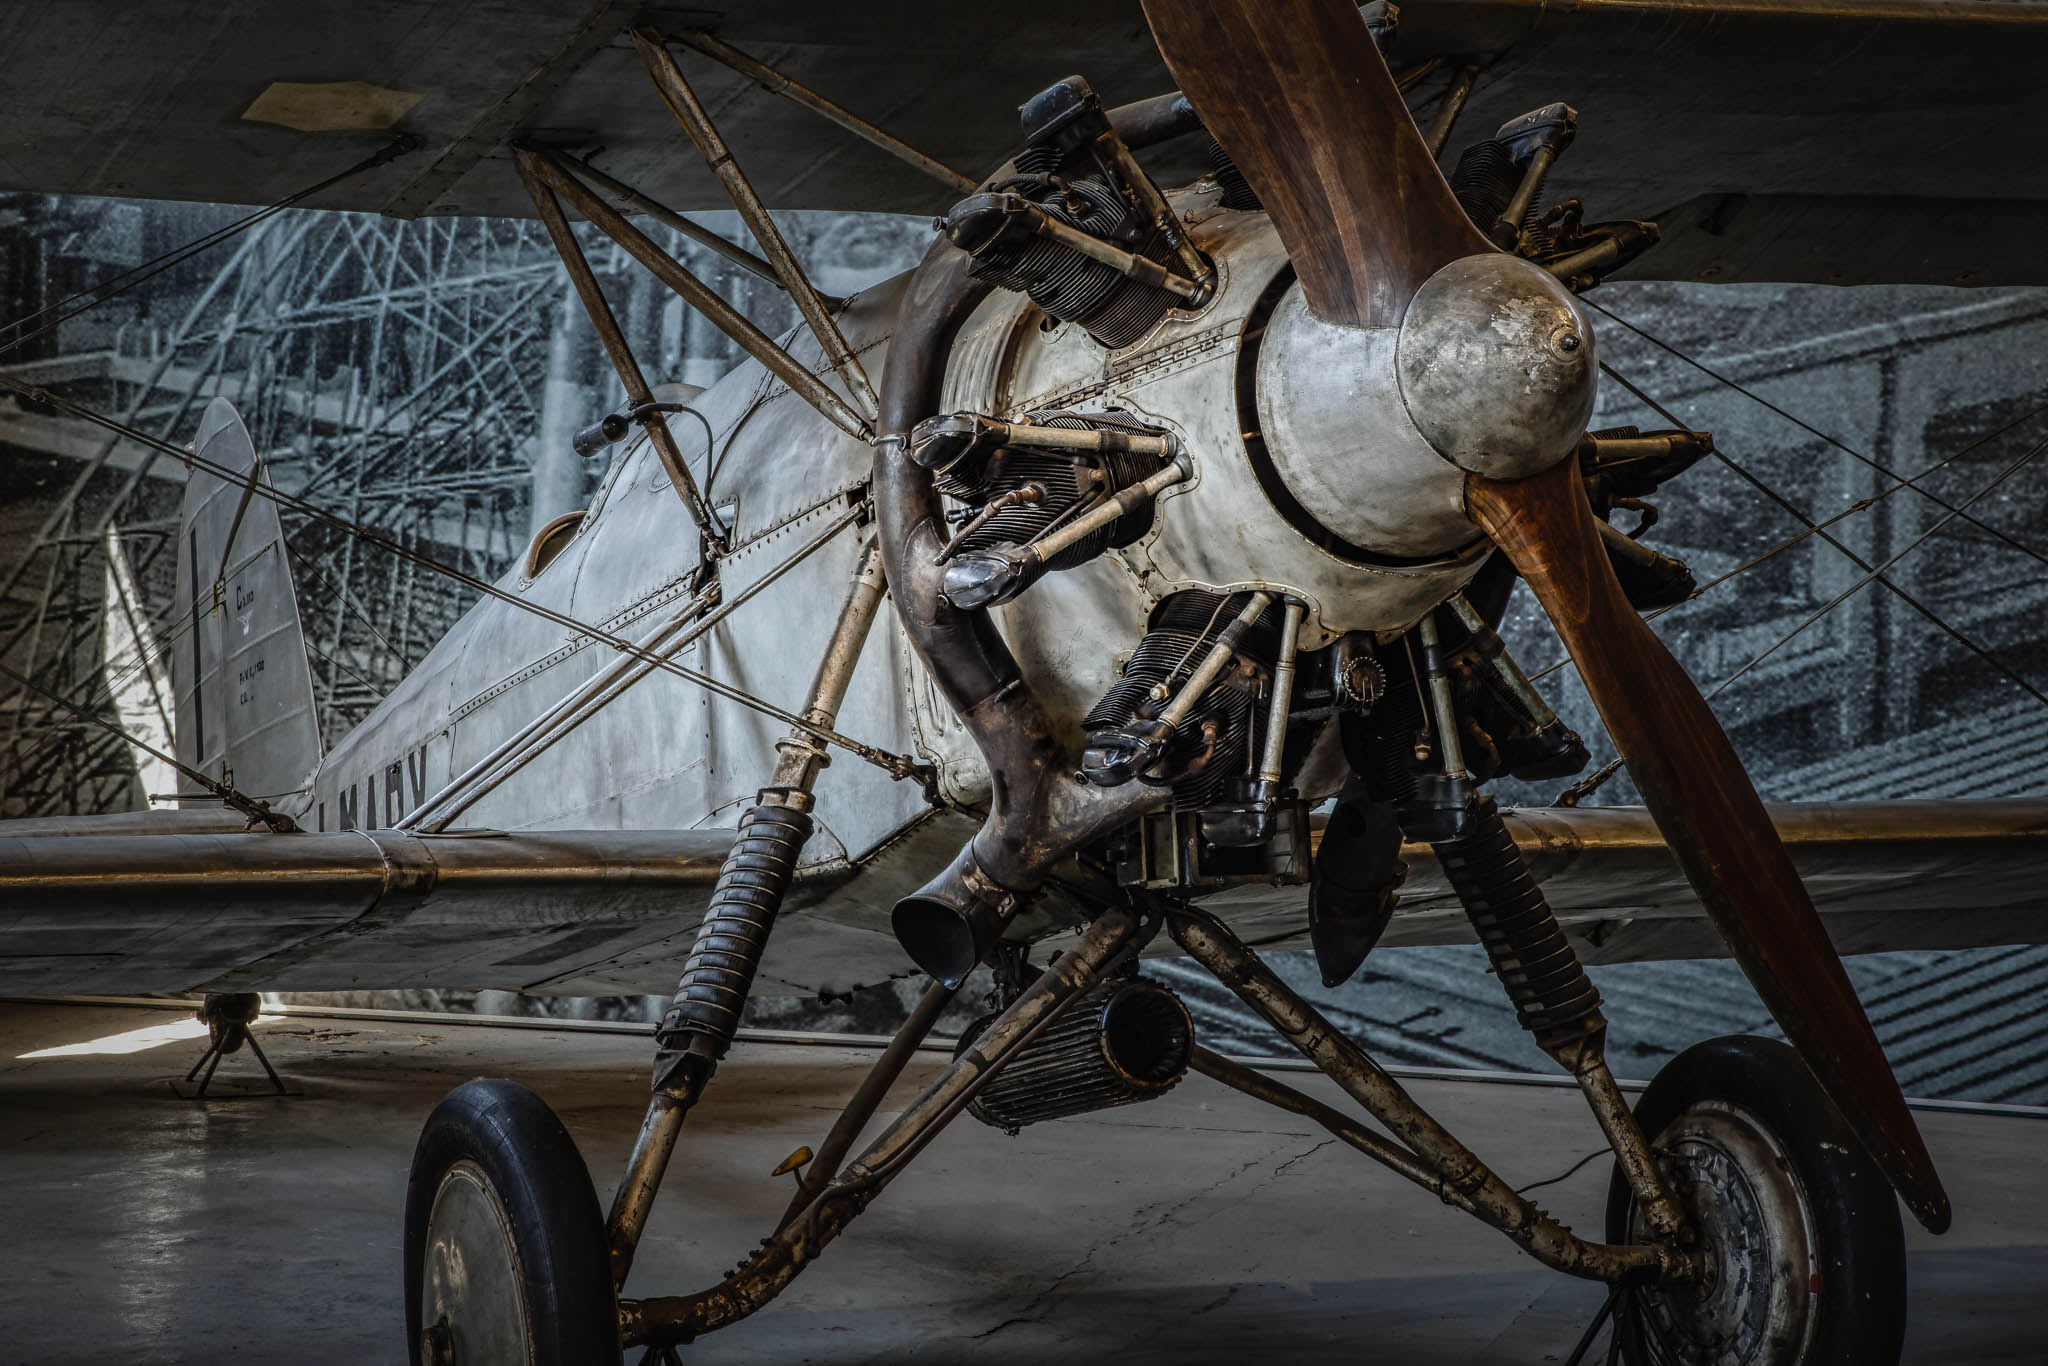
xmin=959 ymin=976 xmax=1194 ymax=1130
xmin=891 ymin=850 xmax=1019 ymax=989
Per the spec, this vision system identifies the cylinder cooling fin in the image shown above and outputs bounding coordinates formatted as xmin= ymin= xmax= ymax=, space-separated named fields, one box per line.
xmin=933 ymin=409 xmax=1168 ymax=569
xmin=959 ymin=976 xmax=1194 ymax=1131
xmin=1082 ymin=589 xmax=1286 ymax=811
xmin=942 ymin=175 xmax=1180 ymax=348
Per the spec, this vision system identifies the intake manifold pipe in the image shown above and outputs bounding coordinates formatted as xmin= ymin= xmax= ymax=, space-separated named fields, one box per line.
xmin=876 ymin=239 xmax=1165 ymax=986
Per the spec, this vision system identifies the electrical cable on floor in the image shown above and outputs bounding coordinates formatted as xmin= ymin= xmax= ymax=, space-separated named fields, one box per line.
xmin=1515 ymin=1147 xmax=1607 ymax=1194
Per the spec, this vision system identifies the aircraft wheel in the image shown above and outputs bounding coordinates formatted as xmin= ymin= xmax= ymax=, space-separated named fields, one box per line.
xmin=1604 ymin=1035 xmax=1906 ymax=1365
xmin=405 ymin=1079 xmax=621 ymax=1366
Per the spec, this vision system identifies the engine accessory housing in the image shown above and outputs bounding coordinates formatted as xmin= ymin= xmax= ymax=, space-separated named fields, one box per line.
xmin=960 ymin=976 xmax=1194 ymax=1130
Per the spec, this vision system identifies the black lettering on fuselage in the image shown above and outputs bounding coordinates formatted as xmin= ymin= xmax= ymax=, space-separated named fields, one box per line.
xmin=324 ymin=743 xmax=433 ymax=832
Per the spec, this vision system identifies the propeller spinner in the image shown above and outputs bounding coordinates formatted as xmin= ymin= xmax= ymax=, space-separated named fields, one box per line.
xmin=1142 ymin=0 xmax=1949 ymax=1233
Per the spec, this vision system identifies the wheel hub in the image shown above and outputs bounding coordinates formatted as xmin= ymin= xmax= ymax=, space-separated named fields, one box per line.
xmin=1628 ymin=1101 xmax=1817 ymax=1365
xmin=420 ymin=1158 xmax=530 ymax=1365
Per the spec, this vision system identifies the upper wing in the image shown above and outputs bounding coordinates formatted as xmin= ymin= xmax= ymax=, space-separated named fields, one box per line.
xmin=3 ymin=800 xmax=2042 ymax=999
xmin=4 ymin=2 xmax=2045 ymax=283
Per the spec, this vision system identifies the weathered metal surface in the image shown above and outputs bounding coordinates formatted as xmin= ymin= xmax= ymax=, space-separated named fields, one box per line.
xmin=666 ymin=28 xmax=979 ymax=196
xmin=9 ymin=4 xmax=2048 ymax=286
xmin=1396 ymin=254 xmax=1596 ymax=482
xmin=1169 ymin=908 xmax=1685 ymax=1286
xmin=172 ymin=400 xmax=324 ymax=805
xmin=1207 ymin=800 xmax=2048 ymax=965
xmin=0 ymin=828 xmax=735 ymax=995
xmin=620 ymin=905 xmax=1147 ymax=1345
xmin=2 ymin=799 xmax=2043 ymax=998
xmin=635 ymin=30 xmax=878 ymax=425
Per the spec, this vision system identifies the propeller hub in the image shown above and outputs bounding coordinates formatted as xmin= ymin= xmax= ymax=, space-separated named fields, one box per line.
xmin=1396 ymin=253 xmax=1597 ymax=483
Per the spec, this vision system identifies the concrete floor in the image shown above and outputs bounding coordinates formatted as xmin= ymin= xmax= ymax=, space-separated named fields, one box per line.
xmin=2 ymin=1001 xmax=2043 ymax=1365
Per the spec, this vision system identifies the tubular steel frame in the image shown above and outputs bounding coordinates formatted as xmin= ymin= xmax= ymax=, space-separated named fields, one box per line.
xmin=565 ymin=61 xmax=1703 ymax=1346
xmin=606 ymin=895 xmax=1700 ymax=1349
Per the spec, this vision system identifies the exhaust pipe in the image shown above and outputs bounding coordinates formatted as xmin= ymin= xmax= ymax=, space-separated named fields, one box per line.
xmin=957 ymin=976 xmax=1194 ymax=1130
xmin=890 ymin=847 xmax=1018 ymax=989
xmin=876 ymin=240 xmax=1164 ymax=987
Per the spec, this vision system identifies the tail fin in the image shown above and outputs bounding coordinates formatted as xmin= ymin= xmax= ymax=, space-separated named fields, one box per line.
xmin=171 ymin=399 xmax=323 ymax=806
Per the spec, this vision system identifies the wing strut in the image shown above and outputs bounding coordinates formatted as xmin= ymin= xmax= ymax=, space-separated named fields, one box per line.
xmin=665 ymin=28 xmax=979 ymax=196
xmin=634 ymin=29 xmax=879 ymax=426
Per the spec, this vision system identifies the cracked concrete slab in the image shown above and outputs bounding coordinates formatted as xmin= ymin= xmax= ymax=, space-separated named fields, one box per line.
xmin=1 ymin=1000 xmax=2042 ymax=1364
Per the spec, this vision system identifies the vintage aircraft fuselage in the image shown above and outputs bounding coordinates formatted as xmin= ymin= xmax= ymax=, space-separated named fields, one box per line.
xmin=300 ymin=185 xmax=1593 ymax=993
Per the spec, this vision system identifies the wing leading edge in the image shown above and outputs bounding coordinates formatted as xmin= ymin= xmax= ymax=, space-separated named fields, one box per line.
xmin=1 ymin=800 xmax=2042 ymax=1001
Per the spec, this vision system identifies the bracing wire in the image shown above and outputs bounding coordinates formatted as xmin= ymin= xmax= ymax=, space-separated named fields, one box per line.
xmin=1600 ymin=363 xmax=2048 ymax=715
xmin=1581 ymin=295 xmax=2048 ymax=570
xmin=0 ymin=372 xmax=922 ymax=779
xmin=0 ymin=139 xmax=416 ymax=360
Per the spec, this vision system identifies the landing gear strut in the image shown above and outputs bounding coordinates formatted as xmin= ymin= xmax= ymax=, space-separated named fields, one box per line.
xmin=1601 ymin=1036 xmax=1907 ymax=1365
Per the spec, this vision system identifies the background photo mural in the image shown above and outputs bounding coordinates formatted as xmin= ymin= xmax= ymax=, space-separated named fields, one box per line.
xmin=3 ymin=191 xmax=2041 ymax=1104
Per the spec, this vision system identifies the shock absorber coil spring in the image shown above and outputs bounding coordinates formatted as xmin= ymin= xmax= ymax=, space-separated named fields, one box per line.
xmin=1434 ymin=795 xmax=1603 ymax=1057
xmin=658 ymin=795 xmax=814 ymax=1060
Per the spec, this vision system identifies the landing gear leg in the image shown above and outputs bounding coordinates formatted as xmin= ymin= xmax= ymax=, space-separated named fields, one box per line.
xmin=1603 ymin=1036 xmax=1908 ymax=1366
xmin=401 ymin=540 xmax=892 ymax=1361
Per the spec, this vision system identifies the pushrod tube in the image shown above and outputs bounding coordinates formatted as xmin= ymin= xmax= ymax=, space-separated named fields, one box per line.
xmin=1170 ymin=909 xmax=1689 ymax=1286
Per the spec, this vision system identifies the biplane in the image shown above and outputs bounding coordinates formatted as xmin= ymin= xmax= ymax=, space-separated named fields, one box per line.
xmin=4 ymin=1 xmax=2048 ymax=1361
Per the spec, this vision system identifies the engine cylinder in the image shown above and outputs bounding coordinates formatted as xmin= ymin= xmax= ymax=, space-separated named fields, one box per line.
xmin=960 ymin=977 xmax=1194 ymax=1131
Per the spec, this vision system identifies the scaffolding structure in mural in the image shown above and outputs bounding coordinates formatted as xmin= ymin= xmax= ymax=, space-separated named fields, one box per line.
xmin=0 ymin=209 xmax=618 ymax=814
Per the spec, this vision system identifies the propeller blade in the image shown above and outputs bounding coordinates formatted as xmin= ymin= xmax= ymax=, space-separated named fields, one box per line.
xmin=1139 ymin=0 xmax=1491 ymax=327
xmin=1467 ymin=459 xmax=1950 ymax=1234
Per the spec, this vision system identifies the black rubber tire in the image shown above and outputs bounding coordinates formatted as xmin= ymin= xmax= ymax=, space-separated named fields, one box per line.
xmin=1605 ymin=1035 xmax=1907 ymax=1366
xmin=404 ymin=1079 xmax=621 ymax=1366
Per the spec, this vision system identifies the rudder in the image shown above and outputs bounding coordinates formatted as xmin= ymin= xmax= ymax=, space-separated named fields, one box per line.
xmin=171 ymin=399 xmax=323 ymax=808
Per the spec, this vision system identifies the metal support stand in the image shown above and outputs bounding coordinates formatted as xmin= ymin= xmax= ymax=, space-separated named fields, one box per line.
xmin=174 ymin=993 xmax=293 ymax=1099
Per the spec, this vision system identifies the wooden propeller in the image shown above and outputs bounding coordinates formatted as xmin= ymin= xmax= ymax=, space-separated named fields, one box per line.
xmin=1142 ymin=0 xmax=1950 ymax=1232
